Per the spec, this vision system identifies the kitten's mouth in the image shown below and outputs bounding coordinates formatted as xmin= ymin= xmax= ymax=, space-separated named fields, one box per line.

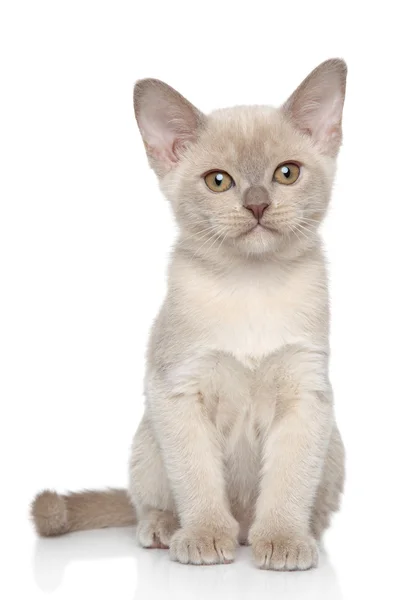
xmin=242 ymin=223 xmax=279 ymax=236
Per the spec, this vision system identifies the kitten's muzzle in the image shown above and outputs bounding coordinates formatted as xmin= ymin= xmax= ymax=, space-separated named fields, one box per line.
xmin=243 ymin=186 xmax=271 ymax=222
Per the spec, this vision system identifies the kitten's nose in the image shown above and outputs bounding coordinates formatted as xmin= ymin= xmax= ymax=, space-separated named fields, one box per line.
xmin=243 ymin=186 xmax=271 ymax=221
xmin=245 ymin=203 xmax=269 ymax=221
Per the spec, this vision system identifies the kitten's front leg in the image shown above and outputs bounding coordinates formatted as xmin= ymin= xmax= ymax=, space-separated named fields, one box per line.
xmin=249 ymin=347 xmax=333 ymax=571
xmin=150 ymin=378 xmax=239 ymax=565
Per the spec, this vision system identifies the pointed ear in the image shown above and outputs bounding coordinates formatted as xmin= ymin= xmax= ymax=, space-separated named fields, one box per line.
xmin=134 ymin=79 xmax=205 ymax=175
xmin=281 ymin=59 xmax=347 ymax=156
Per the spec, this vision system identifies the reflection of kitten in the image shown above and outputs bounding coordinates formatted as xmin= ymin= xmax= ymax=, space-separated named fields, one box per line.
xmin=32 ymin=59 xmax=347 ymax=571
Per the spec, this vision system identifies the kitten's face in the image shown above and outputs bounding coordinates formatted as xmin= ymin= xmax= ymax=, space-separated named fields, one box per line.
xmin=164 ymin=107 xmax=335 ymax=256
xmin=134 ymin=59 xmax=346 ymax=258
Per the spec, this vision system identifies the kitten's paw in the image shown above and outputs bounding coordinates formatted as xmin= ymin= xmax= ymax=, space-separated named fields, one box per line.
xmin=169 ymin=527 xmax=237 ymax=565
xmin=250 ymin=533 xmax=319 ymax=571
xmin=137 ymin=510 xmax=179 ymax=549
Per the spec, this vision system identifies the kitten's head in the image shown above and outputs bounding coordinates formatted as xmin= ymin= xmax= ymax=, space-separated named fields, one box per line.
xmin=134 ymin=59 xmax=347 ymax=259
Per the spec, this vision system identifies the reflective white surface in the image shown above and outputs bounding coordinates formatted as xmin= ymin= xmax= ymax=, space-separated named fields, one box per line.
xmin=32 ymin=529 xmax=342 ymax=600
xmin=4 ymin=504 xmax=400 ymax=600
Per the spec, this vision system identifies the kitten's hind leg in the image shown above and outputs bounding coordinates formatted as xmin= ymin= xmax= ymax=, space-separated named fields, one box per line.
xmin=137 ymin=509 xmax=179 ymax=549
xmin=129 ymin=414 xmax=179 ymax=549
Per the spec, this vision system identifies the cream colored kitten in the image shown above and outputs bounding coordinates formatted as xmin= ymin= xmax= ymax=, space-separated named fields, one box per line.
xmin=32 ymin=59 xmax=347 ymax=571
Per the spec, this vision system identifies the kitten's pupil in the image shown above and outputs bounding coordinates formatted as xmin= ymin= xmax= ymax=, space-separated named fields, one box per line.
xmin=281 ymin=166 xmax=290 ymax=178
xmin=215 ymin=173 xmax=224 ymax=186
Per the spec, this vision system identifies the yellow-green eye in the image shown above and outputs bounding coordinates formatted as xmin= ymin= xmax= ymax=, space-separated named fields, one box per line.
xmin=204 ymin=171 xmax=234 ymax=193
xmin=273 ymin=163 xmax=300 ymax=185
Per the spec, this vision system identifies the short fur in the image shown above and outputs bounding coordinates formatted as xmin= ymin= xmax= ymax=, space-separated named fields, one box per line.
xmin=32 ymin=59 xmax=347 ymax=570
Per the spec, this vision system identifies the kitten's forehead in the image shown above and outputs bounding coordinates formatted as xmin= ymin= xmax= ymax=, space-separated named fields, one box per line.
xmin=198 ymin=106 xmax=304 ymax=183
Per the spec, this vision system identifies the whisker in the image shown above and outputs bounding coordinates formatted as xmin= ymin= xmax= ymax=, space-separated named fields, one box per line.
xmin=215 ymin=230 xmax=229 ymax=255
xmin=289 ymin=225 xmax=303 ymax=245
xmin=188 ymin=225 xmax=226 ymax=262
xmin=197 ymin=226 xmax=227 ymax=260
xmin=193 ymin=226 xmax=221 ymax=240
xmin=295 ymin=222 xmax=315 ymax=236
xmin=298 ymin=217 xmax=320 ymax=225
xmin=292 ymin=224 xmax=310 ymax=240
xmin=178 ymin=224 xmax=219 ymax=246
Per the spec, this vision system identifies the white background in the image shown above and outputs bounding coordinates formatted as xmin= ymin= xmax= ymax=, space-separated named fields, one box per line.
xmin=1 ymin=1 xmax=401 ymax=598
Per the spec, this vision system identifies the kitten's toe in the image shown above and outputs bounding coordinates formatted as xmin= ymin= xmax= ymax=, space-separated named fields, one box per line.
xmin=170 ymin=527 xmax=237 ymax=565
xmin=137 ymin=509 xmax=179 ymax=549
xmin=250 ymin=534 xmax=318 ymax=571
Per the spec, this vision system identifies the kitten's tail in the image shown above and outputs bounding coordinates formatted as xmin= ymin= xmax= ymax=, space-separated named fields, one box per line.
xmin=31 ymin=488 xmax=137 ymax=537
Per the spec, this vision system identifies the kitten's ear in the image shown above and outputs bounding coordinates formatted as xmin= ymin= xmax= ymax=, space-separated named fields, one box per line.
xmin=134 ymin=79 xmax=205 ymax=175
xmin=281 ymin=58 xmax=347 ymax=156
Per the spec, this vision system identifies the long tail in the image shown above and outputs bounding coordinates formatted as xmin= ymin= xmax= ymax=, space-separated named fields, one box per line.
xmin=31 ymin=488 xmax=137 ymax=537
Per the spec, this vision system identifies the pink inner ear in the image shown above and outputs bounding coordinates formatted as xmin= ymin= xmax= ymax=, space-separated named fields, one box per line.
xmin=145 ymin=133 xmax=196 ymax=169
xmin=144 ymin=140 xmax=178 ymax=166
xmin=139 ymin=109 xmax=179 ymax=165
xmin=285 ymin=87 xmax=344 ymax=152
xmin=134 ymin=79 xmax=204 ymax=172
xmin=282 ymin=59 xmax=347 ymax=156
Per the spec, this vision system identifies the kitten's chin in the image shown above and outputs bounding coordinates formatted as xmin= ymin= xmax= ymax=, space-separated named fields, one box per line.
xmin=232 ymin=224 xmax=315 ymax=259
xmin=234 ymin=224 xmax=281 ymax=256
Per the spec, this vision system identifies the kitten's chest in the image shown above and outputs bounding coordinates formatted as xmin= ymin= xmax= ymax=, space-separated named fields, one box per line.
xmin=196 ymin=275 xmax=307 ymax=364
xmin=200 ymin=353 xmax=277 ymax=451
xmin=212 ymin=306 xmax=300 ymax=365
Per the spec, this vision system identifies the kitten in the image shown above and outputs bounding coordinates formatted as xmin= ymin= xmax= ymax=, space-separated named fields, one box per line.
xmin=32 ymin=59 xmax=347 ymax=571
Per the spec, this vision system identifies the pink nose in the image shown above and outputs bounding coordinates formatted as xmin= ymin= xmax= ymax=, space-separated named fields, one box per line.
xmin=245 ymin=203 xmax=269 ymax=221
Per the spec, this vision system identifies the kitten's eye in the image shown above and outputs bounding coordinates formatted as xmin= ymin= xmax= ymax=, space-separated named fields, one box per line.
xmin=204 ymin=171 xmax=234 ymax=193
xmin=273 ymin=163 xmax=300 ymax=185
